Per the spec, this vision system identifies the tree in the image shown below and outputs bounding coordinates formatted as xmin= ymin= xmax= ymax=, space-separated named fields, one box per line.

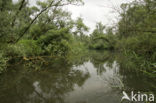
xmin=0 ymin=0 xmax=86 ymax=57
xmin=89 ymin=22 xmax=115 ymax=50
xmin=15 ymin=0 xmax=84 ymax=43
xmin=117 ymin=0 xmax=156 ymax=38
xmin=73 ymin=17 xmax=89 ymax=41
xmin=91 ymin=22 xmax=105 ymax=38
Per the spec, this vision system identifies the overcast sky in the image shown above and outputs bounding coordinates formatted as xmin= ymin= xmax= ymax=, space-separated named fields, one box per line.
xmin=65 ymin=0 xmax=134 ymax=33
xmin=66 ymin=0 xmax=126 ymax=32
xmin=13 ymin=0 xmax=132 ymax=33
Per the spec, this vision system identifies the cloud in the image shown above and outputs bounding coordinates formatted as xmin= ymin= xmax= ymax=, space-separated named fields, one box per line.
xmin=65 ymin=0 xmax=133 ymax=33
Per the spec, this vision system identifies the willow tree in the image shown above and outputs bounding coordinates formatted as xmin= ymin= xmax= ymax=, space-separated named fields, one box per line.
xmin=14 ymin=0 xmax=84 ymax=42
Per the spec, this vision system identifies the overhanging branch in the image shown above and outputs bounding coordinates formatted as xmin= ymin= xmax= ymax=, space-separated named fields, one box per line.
xmin=14 ymin=0 xmax=83 ymax=43
xmin=11 ymin=0 xmax=26 ymax=27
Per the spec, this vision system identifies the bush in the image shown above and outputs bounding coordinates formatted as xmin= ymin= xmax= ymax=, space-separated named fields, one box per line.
xmin=37 ymin=28 xmax=72 ymax=56
xmin=116 ymin=33 xmax=156 ymax=61
xmin=0 ymin=52 xmax=9 ymax=73
xmin=44 ymin=39 xmax=70 ymax=56
xmin=5 ymin=40 xmax=43 ymax=57
xmin=89 ymin=35 xmax=116 ymax=50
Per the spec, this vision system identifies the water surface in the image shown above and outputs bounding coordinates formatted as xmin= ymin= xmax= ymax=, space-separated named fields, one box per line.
xmin=0 ymin=51 xmax=155 ymax=103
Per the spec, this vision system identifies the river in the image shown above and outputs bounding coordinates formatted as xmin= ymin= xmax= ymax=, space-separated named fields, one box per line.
xmin=0 ymin=50 xmax=155 ymax=103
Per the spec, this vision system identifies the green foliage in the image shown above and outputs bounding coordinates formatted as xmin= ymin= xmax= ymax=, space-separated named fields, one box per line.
xmin=0 ymin=10 xmax=13 ymax=42
xmin=73 ymin=17 xmax=89 ymax=36
xmin=43 ymin=39 xmax=70 ymax=56
xmin=70 ymin=40 xmax=87 ymax=55
xmin=116 ymin=33 xmax=156 ymax=61
xmin=117 ymin=0 xmax=156 ymax=38
xmin=0 ymin=0 xmax=85 ymax=59
xmin=115 ymin=0 xmax=156 ymax=75
xmin=89 ymin=23 xmax=116 ymax=50
xmin=6 ymin=40 xmax=43 ymax=57
xmin=37 ymin=28 xmax=72 ymax=56
xmin=116 ymin=0 xmax=156 ymax=61
xmin=0 ymin=52 xmax=8 ymax=73
xmin=90 ymin=35 xmax=109 ymax=49
xmin=92 ymin=22 xmax=105 ymax=36
xmin=0 ymin=0 xmax=155 ymax=77
xmin=0 ymin=0 xmax=12 ymax=11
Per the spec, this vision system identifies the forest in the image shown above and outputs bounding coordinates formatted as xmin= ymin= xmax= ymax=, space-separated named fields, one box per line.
xmin=0 ymin=0 xmax=155 ymax=103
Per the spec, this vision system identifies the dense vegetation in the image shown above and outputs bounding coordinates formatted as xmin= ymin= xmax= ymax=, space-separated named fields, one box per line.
xmin=0 ymin=0 xmax=155 ymax=77
xmin=89 ymin=0 xmax=156 ymax=77
xmin=116 ymin=0 xmax=156 ymax=77
xmin=0 ymin=0 xmax=89 ymax=72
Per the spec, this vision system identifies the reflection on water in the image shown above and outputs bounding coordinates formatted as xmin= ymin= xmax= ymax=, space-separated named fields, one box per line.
xmin=0 ymin=50 xmax=155 ymax=103
xmin=65 ymin=61 xmax=121 ymax=103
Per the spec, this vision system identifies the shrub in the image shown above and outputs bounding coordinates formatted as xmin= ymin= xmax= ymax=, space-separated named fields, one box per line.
xmin=6 ymin=40 xmax=43 ymax=57
xmin=0 ymin=52 xmax=9 ymax=73
xmin=89 ymin=35 xmax=116 ymax=50
xmin=116 ymin=33 xmax=156 ymax=60
xmin=44 ymin=39 xmax=70 ymax=56
xmin=37 ymin=28 xmax=72 ymax=56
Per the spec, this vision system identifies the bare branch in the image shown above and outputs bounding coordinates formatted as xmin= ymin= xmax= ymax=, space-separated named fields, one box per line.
xmin=12 ymin=0 xmax=26 ymax=27
xmin=15 ymin=0 xmax=61 ymax=43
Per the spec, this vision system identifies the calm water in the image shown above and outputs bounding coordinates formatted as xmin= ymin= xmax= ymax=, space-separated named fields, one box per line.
xmin=0 ymin=51 xmax=155 ymax=103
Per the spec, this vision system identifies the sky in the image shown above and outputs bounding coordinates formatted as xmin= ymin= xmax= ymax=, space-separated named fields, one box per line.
xmin=13 ymin=0 xmax=133 ymax=33
xmin=65 ymin=0 xmax=133 ymax=33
